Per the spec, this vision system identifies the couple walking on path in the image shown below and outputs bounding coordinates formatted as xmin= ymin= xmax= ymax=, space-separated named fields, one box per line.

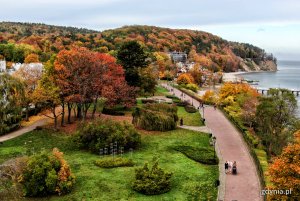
xmin=225 ymin=161 xmax=237 ymax=175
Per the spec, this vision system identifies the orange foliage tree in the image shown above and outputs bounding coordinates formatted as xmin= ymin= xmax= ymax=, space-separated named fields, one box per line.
xmin=267 ymin=130 xmax=300 ymax=200
xmin=177 ymin=73 xmax=195 ymax=85
xmin=24 ymin=53 xmax=39 ymax=63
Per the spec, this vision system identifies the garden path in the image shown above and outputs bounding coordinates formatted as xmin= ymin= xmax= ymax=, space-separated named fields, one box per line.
xmin=163 ymin=83 xmax=262 ymax=201
xmin=0 ymin=118 xmax=49 ymax=143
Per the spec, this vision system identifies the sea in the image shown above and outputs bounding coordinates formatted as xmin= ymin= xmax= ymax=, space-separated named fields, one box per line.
xmin=237 ymin=60 xmax=300 ymax=117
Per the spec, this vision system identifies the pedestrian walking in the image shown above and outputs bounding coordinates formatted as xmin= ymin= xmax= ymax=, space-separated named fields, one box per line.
xmin=228 ymin=161 xmax=233 ymax=173
xmin=180 ymin=118 xmax=183 ymax=126
xmin=225 ymin=161 xmax=229 ymax=174
xmin=232 ymin=161 xmax=237 ymax=175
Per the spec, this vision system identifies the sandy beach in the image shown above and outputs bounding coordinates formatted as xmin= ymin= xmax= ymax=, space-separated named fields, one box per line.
xmin=223 ymin=72 xmax=248 ymax=82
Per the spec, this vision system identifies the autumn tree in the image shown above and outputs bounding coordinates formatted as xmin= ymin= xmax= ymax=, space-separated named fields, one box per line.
xmin=268 ymin=130 xmax=300 ymax=200
xmin=189 ymin=64 xmax=203 ymax=86
xmin=24 ymin=53 xmax=39 ymax=63
xmin=12 ymin=63 xmax=43 ymax=121
xmin=177 ymin=73 xmax=195 ymax=85
xmin=139 ymin=65 xmax=158 ymax=96
xmin=33 ymin=56 xmax=61 ymax=129
xmin=54 ymin=47 xmax=136 ymax=121
xmin=0 ymin=74 xmax=24 ymax=135
xmin=218 ymin=83 xmax=259 ymax=105
xmin=117 ymin=41 xmax=149 ymax=87
xmin=256 ymin=89 xmax=298 ymax=155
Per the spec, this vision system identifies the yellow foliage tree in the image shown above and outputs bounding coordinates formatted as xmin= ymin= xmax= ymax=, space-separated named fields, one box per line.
xmin=219 ymin=82 xmax=259 ymax=104
xmin=201 ymin=90 xmax=217 ymax=104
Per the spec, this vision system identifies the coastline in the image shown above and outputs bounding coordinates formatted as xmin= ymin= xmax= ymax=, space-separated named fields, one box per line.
xmin=223 ymin=70 xmax=278 ymax=82
xmin=222 ymin=72 xmax=247 ymax=82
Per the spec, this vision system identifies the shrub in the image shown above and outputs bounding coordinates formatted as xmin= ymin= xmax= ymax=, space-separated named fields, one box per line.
xmin=184 ymin=83 xmax=199 ymax=92
xmin=19 ymin=148 xmax=75 ymax=197
xmin=141 ymin=99 xmax=156 ymax=104
xmin=132 ymin=161 xmax=172 ymax=195
xmin=165 ymin=95 xmax=180 ymax=100
xmin=176 ymin=100 xmax=189 ymax=107
xmin=75 ymin=119 xmax=141 ymax=154
xmin=132 ymin=103 xmax=178 ymax=131
xmin=0 ymin=157 xmax=27 ymax=199
xmin=184 ymin=105 xmax=197 ymax=113
xmin=174 ymin=146 xmax=218 ymax=165
xmin=245 ymin=131 xmax=259 ymax=148
xmin=94 ymin=157 xmax=134 ymax=168
xmin=102 ymin=107 xmax=125 ymax=116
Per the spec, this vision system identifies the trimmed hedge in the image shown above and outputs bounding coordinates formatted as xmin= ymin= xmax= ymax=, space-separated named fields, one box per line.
xmin=94 ymin=157 xmax=134 ymax=168
xmin=184 ymin=105 xmax=197 ymax=113
xmin=132 ymin=103 xmax=178 ymax=131
xmin=102 ymin=107 xmax=125 ymax=116
xmin=74 ymin=119 xmax=141 ymax=154
xmin=174 ymin=146 xmax=218 ymax=165
xmin=165 ymin=95 xmax=180 ymax=100
xmin=141 ymin=99 xmax=156 ymax=104
xmin=132 ymin=161 xmax=172 ymax=195
xmin=176 ymin=100 xmax=189 ymax=107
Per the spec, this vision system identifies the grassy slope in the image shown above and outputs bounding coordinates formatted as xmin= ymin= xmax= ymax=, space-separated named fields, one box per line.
xmin=154 ymin=86 xmax=170 ymax=96
xmin=0 ymin=128 xmax=218 ymax=201
xmin=177 ymin=106 xmax=203 ymax=127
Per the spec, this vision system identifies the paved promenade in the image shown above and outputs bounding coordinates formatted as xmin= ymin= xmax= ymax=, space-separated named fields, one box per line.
xmin=0 ymin=118 xmax=48 ymax=143
xmin=163 ymin=84 xmax=262 ymax=201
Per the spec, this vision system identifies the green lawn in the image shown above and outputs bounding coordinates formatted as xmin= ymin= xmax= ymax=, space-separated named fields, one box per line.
xmin=177 ymin=106 xmax=204 ymax=127
xmin=154 ymin=86 xmax=170 ymax=96
xmin=0 ymin=128 xmax=218 ymax=201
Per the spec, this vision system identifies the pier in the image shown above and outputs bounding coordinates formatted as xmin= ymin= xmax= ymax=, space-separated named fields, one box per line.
xmin=256 ymin=87 xmax=300 ymax=96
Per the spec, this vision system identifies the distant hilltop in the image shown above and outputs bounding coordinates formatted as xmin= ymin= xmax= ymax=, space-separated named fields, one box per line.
xmin=0 ymin=22 xmax=277 ymax=72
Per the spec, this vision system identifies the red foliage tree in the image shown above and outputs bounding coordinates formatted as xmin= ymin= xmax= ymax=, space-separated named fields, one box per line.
xmin=54 ymin=47 xmax=136 ymax=121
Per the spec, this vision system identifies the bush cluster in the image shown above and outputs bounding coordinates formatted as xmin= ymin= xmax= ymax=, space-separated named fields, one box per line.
xmin=165 ymin=95 xmax=180 ymax=100
xmin=132 ymin=103 xmax=178 ymax=131
xmin=174 ymin=146 xmax=218 ymax=165
xmin=183 ymin=83 xmax=199 ymax=92
xmin=141 ymin=99 xmax=156 ymax=104
xmin=19 ymin=148 xmax=75 ymax=197
xmin=184 ymin=105 xmax=197 ymax=113
xmin=132 ymin=161 xmax=172 ymax=195
xmin=245 ymin=131 xmax=259 ymax=148
xmin=176 ymin=100 xmax=189 ymax=107
xmin=74 ymin=119 xmax=141 ymax=154
xmin=102 ymin=107 xmax=125 ymax=116
xmin=94 ymin=157 xmax=134 ymax=168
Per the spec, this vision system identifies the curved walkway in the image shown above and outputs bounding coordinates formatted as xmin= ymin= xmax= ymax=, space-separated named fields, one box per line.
xmin=163 ymin=84 xmax=262 ymax=201
xmin=0 ymin=118 xmax=49 ymax=143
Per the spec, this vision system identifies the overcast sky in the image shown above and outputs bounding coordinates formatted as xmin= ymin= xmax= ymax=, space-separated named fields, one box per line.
xmin=1 ymin=0 xmax=300 ymax=60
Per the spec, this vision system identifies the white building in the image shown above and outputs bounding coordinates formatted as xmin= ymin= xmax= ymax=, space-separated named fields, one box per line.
xmin=0 ymin=60 xmax=6 ymax=72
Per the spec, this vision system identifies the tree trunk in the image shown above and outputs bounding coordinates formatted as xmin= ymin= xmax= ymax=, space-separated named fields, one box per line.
xmin=77 ymin=104 xmax=82 ymax=119
xmin=91 ymin=98 xmax=98 ymax=119
xmin=25 ymin=105 xmax=29 ymax=121
xmin=67 ymin=102 xmax=72 ymax=124
xmin=52 ymin=106 xmax=58 ymax=130
xmin=82 ymin=103 xmax=91 ymax=122
xmin=73 ymin=106 xmax=77 ymax=118
xmin=61 ymin=101 xmax=65 ymax=127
